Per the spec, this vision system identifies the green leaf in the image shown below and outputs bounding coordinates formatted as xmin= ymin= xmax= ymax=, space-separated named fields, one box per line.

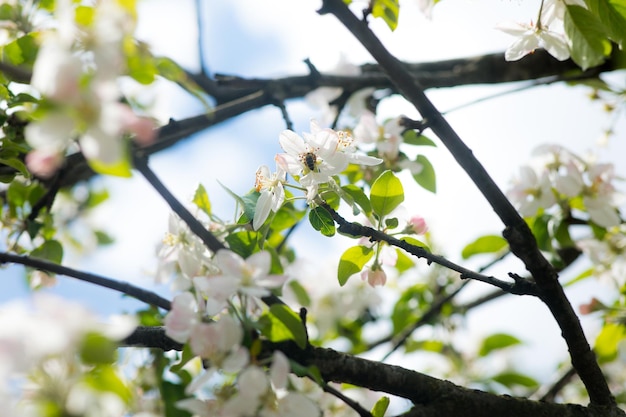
xmin=89 ymin=148 xmax=133 ymax=178
xmin=0 ymin=157 xmax=28 ymax=177
xmin=371 ymin=170 xmax=404 ymax=218
xmin=412 ymin=155 xmax=436 ymax=193
xmin=394 ymin=248 xmax=414 ymax=273
xmin=154 ymin=56 xmax=212 ymax=109
xmin=595 ymin=322 xmax=626 ymax=362
xmin=371 ymin=396 xmax=390 ymax=417
xmin=400 ymin=236 xmax=431 ymax=253
xmin=288 ymin=280 xmax=311 ymax=307
xmin=3 ymin=34 xmax=38 ymax=66
xmin=84 ymin=365 xmax=133 ymax=404
xmin=563 ymin=267 xmax=594 ymax=287
xmin=342 ymin=184 xmax=372 ymax=214
xmin=224 ymin=231 xmax=259 ymax=259
xmin=31 ymin=240 xmax=63 ymax=264
xmin=384 ymin=217 xmax=399 ymax=229
xmin=461 ymin=235 xmax=508 ymax=259
xmin=405 ymin=339 xmax=445 ymax=354
xmin=584 ymin=0 xmax=626 ymax=48
xmin=490 ymin=372 xmax=538 ymax=388
xmin=337 ymin=245 xmax=374 ymax=286
xmin=403 ymin=131 xmax=436 ymax=146
xmin=261 ymin=304 xmax=307 ymax=349
xmin=309 ymin=206 xmax=335 ymax=237
xmin=85 ymin=189 xmax=110 ymax=208
xmin=528 ymin=214 xmax=552 ymax=252
xmin=371 ymin=0 xmax=400 ymax=31
xmin=80 ymin=332 xmax=117 ymax=364
xmin=565 ymin=5 xmax=612 ymax=70
xmin=192 ymin=183 xmax=212 ymax=216
xmin=479 ymin=333 xmax=522 ymax=357
xmin=94 ymin=230 xmax=115 ymax=246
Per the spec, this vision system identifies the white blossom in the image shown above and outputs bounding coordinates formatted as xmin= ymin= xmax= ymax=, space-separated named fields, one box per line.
xmin=254 ymin=164 xmax=286 ymax=230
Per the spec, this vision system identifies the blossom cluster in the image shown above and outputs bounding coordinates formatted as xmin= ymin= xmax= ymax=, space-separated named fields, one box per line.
xmin=0 ymin=295 xmax=136 ymax=417
xmin=24 ymin=0 xmax=155 ymax=178
xmin=253 ymin=119 xmax=383 ymax=230
xmin=156 ymin=208 xmax=323 ymax=415
xmin=508 ymin=144 xmax=623 ymax=228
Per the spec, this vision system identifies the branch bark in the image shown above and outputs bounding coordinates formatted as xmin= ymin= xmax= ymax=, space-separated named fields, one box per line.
xmin=123 ymin=326 xmax=612 ymax=417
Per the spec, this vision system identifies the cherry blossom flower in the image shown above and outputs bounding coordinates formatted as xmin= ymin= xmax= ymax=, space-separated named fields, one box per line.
xmin=496 ymin=20 xmax=569 ymax=61
xmin=157 ymin=212 xmax=215 ymax=287
xmin=253 ymin=164 xmax=286 ymax=230
xmin=164 ymin=292 xmax=199 ymax=343
xmin=276 ymin=120 xmax=382 ymax=201
xmin=218 ymin=352 xmax=319 ymax=417
xmin=277 ymin=121 xmax=349 ymax=186
xmin=213 ymin=249 xmax=287 ymax=298
xmin=508 ymin=165 xmax=556 ymax=216
xmin=186 ymin=317 xmax=249 ymax=394
xmin=353 ymin=111 xmax=404 ymax=161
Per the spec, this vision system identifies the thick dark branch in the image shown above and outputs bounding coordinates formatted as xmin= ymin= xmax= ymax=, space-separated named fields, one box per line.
xmin=318 ymin=0 xmax=616 ymax=408
xmin=123 ymin=325 xmax=182 ymax=350
xmin=123 ymin=326 xmax=609 ymax=417
xmin=322 ymin=203 xmax=538 ymax=296
xmin=0 ymin=252 xmax=171 ymax=310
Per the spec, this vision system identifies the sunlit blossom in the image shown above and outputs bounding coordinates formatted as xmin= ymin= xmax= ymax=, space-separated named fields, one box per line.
xmin=496 ymin=20 xmax=569 ymax=61
xmin=253 ymin=164 xmax=286 ymax=230
xmin=276 ymin=120 xmax=382 ymax=201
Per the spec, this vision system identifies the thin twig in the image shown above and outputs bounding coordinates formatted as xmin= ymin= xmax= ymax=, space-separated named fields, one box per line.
xmin=0 ymin=251 xmax=171 ymax=310
xmin=321 ymin=203 xmax=538 ymax=296
xmin=540 ymin=366 xmax=579 ymax=402
xmin=322 ymin=383 xmax=373 ymax=417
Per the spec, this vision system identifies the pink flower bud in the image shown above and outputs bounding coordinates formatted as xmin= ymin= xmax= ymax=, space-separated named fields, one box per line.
xmin=362 ymin=267 xmax=387 ymax=287
xmin=408 ymin=215 xmax=428 ymax=235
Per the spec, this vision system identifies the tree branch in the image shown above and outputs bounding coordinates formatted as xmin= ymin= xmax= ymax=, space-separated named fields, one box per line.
xmin=321 ymin=203 xmax=538 ymax=296
xmin=122 ymin=326 xmax=609 ymax=417
xmin=318 ymin=0 xmax=616 ymax=409
xmin=0 ymin=252 xmax=171 ymax=310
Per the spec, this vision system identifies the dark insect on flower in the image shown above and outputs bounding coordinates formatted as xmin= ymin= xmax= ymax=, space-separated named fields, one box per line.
xmin=302 ymin=152 xmax=317 ymax=172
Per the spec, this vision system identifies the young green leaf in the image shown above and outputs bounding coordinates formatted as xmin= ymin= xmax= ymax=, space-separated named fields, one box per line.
xmin=342 ymin=184 xmax=372 ymax=214
xmin=412 ymin=155 xmax=436 ymax=193
xmin=595 ymin=322 xmax=626 ymax=362
xmin=403 ymin=130 xmax=436 ymax=146
xmin=490 ymin=372 xmax=538 ymax=389
xmin=371 ymin=170 xmax=404 ymax=218
xmin=479 ymin=333 xmax=522 ymax=357
xmin=371 ymin=396 xmax=390 ymax=417
xmin=461 ymin=235 xmax=508 ymax=259
xmin=337 ymin=245 xmax=375 ymax=286
xmin=309 ymin=206 xmax=335 ymax=237
xmin=31 ymin=240 xmax=63 ymax=264
xmin=193 ymin=183 xmax=212 ymax=216
xmin=371 ymin=0 xmax=400 ymax=31
xmin=261 ymin=304 xmax=307 ymax=349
